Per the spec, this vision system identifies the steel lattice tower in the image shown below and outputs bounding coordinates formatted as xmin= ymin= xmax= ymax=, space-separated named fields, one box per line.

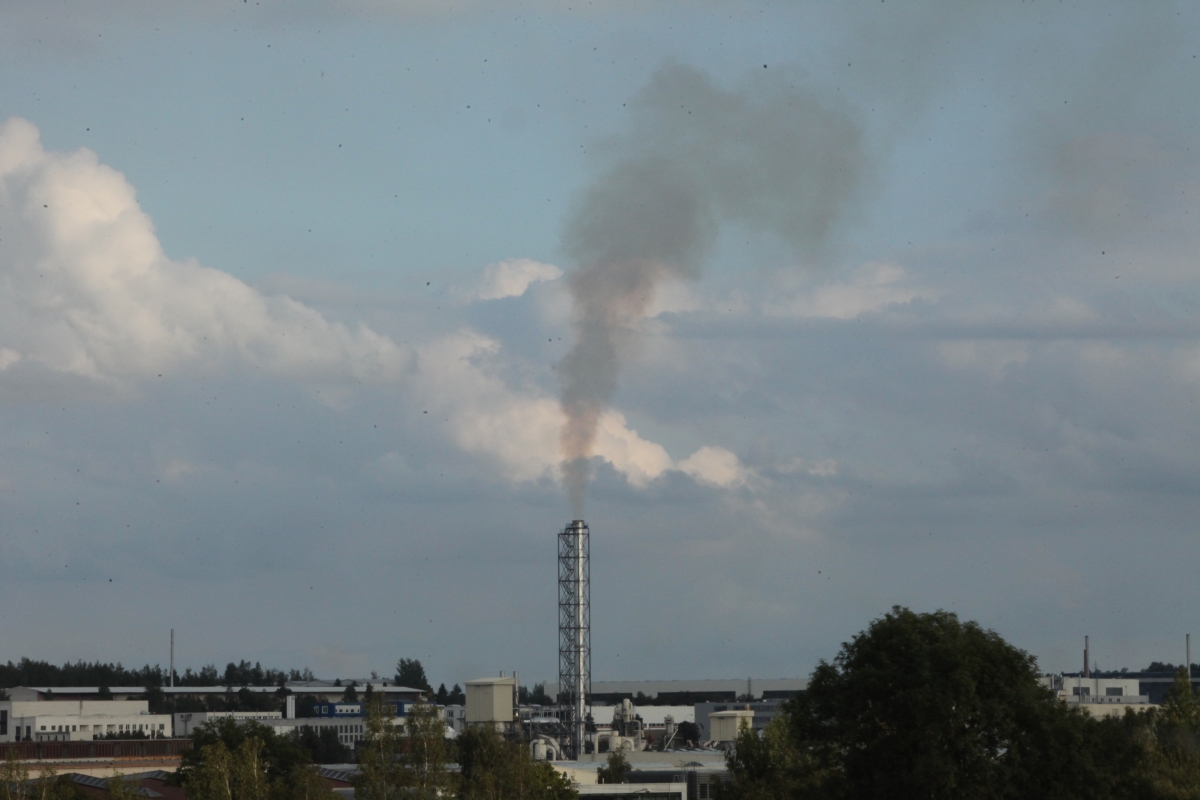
xmin=558 ymin=519 xmax=591 ymax=758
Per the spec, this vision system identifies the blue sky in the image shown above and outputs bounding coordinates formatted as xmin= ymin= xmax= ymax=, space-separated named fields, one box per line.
xmin=2 ymin=1 xmax=1200 ymax=687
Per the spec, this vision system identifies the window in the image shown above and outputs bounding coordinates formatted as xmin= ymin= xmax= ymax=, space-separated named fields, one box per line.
xmin=1071 ymin=687 xmax=1091 ymax=696
xmin=1106 ymin=687 xmax=1124 ymax=696
xmin=40 ymin=726 xmax=45 ymax=731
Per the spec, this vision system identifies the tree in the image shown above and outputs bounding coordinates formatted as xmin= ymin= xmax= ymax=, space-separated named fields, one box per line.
xmin=436 ymin=684 xmax=450 ymax=705
xmin=718 ymin=715 xmax=825 ymax=800
xmin=105 ymin=771 xmax=141 ymax=800
xmin=296 ymin=726 xmax=351 ymax=765
xmin=355 ymin=699 xmax=452 ymax=800
xmin=782 ymin=607 xmax=1110 ymax=800
xmin=522 ymin=684 xmax=553 ymax=706
xmin=343 ymin=683 xmax=359 ymax=703
xmin=0 ymin=750 xmax=29 ymax=800
xmin=457 ymin=725 xmax=577 ymax=800
xmin=178 ymin=717 xmax=331 ymax=800
xmin=675 ymin=721 xmax=700 ymax=746
xmin=396 ymin=659 xmax=432 ymax=694
xmin=355 ymin=697 xmax=409 ymax=800
xmin=448 ymin=684 xmax=466 ymax=705
xmin=596 ymin=748 xmax=630 ymax=784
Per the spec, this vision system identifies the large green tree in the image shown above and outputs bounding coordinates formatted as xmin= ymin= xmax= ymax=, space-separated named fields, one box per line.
xmin=720 ymin=606 xmax=1137 ymax=800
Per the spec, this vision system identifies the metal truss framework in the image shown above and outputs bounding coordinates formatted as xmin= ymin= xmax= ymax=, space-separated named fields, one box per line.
xmin=557 ymin=519 xmax=591 ymax=758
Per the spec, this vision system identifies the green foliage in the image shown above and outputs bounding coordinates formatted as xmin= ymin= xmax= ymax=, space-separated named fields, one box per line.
xmin=457 ymin=725 xmax=577 ymax=800
xmin=355 ymin=699 xmax=452 ymax=800
xmin=179 ymin=717 xmax=331 ymax=800
xmin=343 ymin=684 xmax=359 ymax=703
xmin=395 ymin=659 xmax=432 ymax=694
xmin=0 ymin=657 xmax=314 ymax=690
xmin=295 ymin=726 xmax=351 ymax=765
xmin=718 ymin=715 xmax=827 ymax=800
xmin=105 ymin=771 xmax=140 ymax=800
xmin=718 ymin=606 xmax=1198 ymax=800
xmin=596 ymin=748 xmax=630 ymax=784
xmin=675 ymin=720 xmax=700 ymax=746
xmin=520 ymin=684 xmax=554 ymax=706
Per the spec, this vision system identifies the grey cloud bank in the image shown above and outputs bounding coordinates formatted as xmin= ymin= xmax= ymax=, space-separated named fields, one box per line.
xmin=0 ymin=2 xmax=1198 ymax=685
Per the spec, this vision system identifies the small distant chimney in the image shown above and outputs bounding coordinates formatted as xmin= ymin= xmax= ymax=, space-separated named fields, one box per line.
xmin=1084 ymin=636 xmax=1090 ymax=679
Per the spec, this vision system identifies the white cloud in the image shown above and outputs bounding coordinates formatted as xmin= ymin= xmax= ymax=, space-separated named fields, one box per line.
xmin=411 ymin=329 xmax=750 ymax=489
xmin=766 ymin=261 xmax=926 ymax=319
xmin=0 ymin=117 xmax=410 ymax=391
xmin=476 ymin=258 xmax=563 ymax=301
xmin=592 ymin=411 xmax=674 ymax=485
xmin=679 ymin=445 xmax=750 ymax=488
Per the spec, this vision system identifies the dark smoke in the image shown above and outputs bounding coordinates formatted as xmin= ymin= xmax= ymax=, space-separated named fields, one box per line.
xmin=559 ymin=64 xmax=867 ymax=515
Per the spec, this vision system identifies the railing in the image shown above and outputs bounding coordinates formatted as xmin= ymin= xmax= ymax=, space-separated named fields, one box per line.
xmin=0 ymin=739 xmax=193 ymax=761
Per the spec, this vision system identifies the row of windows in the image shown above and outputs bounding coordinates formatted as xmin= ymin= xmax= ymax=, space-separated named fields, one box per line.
xmin=39 ymin=723 xmax=166 ymax=732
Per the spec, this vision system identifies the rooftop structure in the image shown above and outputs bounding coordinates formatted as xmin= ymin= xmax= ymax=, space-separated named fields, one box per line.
xmin=544 ymin=678 xmax=807 ymax=704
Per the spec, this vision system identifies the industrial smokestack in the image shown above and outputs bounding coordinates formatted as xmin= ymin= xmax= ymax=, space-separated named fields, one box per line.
xmin=1084 ymin=635 xmax=1090 ymax=679
xmin=558 ymin=519 xmax=591 ymax=758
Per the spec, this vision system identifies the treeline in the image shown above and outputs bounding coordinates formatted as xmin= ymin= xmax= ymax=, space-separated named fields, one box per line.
xmin=0 ymin=658 xmax=315 ymax=689
xmin=176 ymin=702 xmax=578 ymax=800
xmin=718 ymin=607 xmax=1200 ymax=800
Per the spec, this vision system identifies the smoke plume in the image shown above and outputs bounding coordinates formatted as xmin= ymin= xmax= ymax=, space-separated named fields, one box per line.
xmin=559 ymin=64 xmax=867 ymax=514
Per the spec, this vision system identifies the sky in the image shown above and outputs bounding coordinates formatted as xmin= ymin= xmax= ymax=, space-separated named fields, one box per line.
xmin=1 ymin=0 xmax=1200 ymax=688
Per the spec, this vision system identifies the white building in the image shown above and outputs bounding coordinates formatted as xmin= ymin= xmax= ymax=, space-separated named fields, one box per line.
xmin=444 ymin=704 xmax=466 ymax=734
xmin=1040 ymin=676 xmax=1156 ymax=718
xmin=173 ymin=710 xmax=283 ymax=738
xmin=0 ymin=699 xmax=171 ymax=742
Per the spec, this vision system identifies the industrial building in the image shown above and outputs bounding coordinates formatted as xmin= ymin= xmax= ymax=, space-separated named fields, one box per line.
xmin=171 ymin=710 xmax=283 ymax=738
xmin=1040 ymin=676 xmax=1156 ymax=718
xmin=543 ymin=679 xmax=807 ymax=705
xmin=693 ymin=699 xmax=789 ymax=741
xmin=8 ymin=681 xmax=424 ymax=705
xmin=0 ymin=697 xmax=171 ymax=743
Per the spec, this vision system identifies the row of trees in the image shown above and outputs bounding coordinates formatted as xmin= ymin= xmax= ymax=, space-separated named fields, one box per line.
xmin=0 ymin=658 xmax=316 ymax=690
xmin=177 ymin=699 xmax=578 ymax=800
xmin=0 ymin=752 xmax=143 ymax=800
xmin=718 ymin=607 xmax=1200 ymax=800
xmin=177 ymin=718 xmax=343 ymax=800
xmin=354 ymin=699 xmax=576 ymax=800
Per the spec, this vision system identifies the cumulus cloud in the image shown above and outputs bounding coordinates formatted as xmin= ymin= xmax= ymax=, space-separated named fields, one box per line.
xmin=0 ymin=117 xmax=409 ymax=393
xmin=475 ymin=258 xmax=563 ymax=301
xmin=678 ymin=445 xmax=750 ymax=488
xmin=410 ymin=329 xmax=749 ymax=489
